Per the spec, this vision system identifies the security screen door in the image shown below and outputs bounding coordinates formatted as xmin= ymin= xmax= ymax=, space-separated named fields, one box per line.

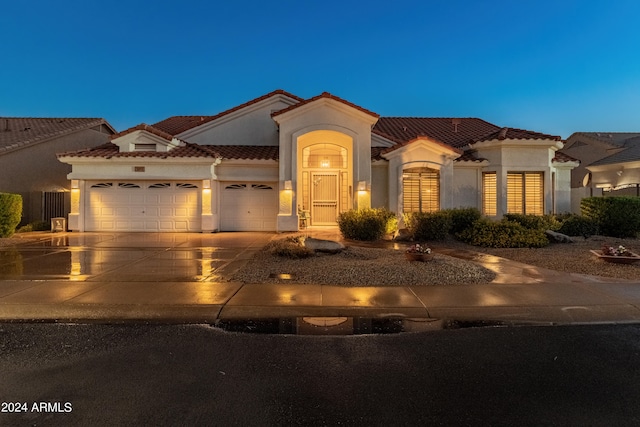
xmin=311 ymin=172 xmax=338 ymax=225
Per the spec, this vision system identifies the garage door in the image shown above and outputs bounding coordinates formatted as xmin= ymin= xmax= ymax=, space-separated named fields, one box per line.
xmin=220 ymin=183 xmax=277 ymax=231
xmin=85 ymin=181 xmax=200 ymax=231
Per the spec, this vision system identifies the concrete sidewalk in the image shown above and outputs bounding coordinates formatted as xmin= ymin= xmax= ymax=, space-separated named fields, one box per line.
xmin=1 ymin=231 xmax=640 ymax=325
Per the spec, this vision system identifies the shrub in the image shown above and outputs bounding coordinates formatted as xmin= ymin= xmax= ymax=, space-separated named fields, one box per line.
xmin=457 ymin=219 xmax=549 ymax=248
xmin=503 ymin=213 xmax=561 ymax=231
xmin=268 ymin=236 xmax=313 ymax=259
xmin=581 ymin=197 xmax=640 ymax=238
xmin=556 ymin=214 xmax=598 ymax=237
xmin=338 ymin=208 xmax=397 ymax=241
xmin=446 ymin=208 xmax=482 ymax=235
xmin=0 ymin=193 xmax=22 ymax=238
xmin=17 ymin=221 xmax=50 ymax=233
xmin=404 ymin=211 xmax=452 ymax=241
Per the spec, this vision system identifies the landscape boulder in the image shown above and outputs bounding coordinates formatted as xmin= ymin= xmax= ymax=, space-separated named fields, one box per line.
xmin=303 ymin=237 xmax=345 ymax=254
xmin=545 ymin=229 xmax=574 ymax=243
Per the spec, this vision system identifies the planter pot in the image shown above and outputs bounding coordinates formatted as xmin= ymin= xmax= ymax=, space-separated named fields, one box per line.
xmin=590 ymin=250 xmax=640 ymax=264
xmin=405 ymin=252 xmax=433 ymax=262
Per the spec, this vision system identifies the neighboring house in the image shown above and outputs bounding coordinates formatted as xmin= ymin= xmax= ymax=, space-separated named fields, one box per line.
xmin=57 ymin=90 xmax=577 ymax=233
xmin=560 ymin=132 xmax=640 ymax=211
xmin=0 ymin=118 xmax=115 ymax=226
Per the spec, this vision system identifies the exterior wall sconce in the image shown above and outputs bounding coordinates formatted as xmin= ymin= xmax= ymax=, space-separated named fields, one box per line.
xmin=284 ymin=180 xmax=293 ymax=190
xmin=357 ymin=181 xmax=367 ymax=192
xmin=320 ymin=158 xmax=330 ymax=168
xmin=203 ymin=180 xmax=211 ymax=189
xmin=71 ymin=180 xmax=79 ymax=189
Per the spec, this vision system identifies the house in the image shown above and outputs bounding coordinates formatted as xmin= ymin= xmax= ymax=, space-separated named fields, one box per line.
xmin=561 ymin=132 xmax=640 ymax=209
xmin=0 ymin=117 xmax=115 ymax=225
xmin=57 ymin=90 xmax=577 ymax=232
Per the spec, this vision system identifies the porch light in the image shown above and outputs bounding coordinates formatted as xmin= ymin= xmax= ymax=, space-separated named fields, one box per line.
xmin=357 ymin=181 xmax=367 ymax=192
xmin=284 ymin=180 xmax=293 ymax=190
xmin=320 ymin=158 xmax=330 ymax=168
xmin=203 ymin=180 xmax=211 ymax=189
xmin=71 ymin=180 xmax=79 ymax=189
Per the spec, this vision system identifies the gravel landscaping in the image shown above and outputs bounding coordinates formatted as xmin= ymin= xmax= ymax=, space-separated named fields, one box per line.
xmin=231 ymin=240 xmax=496 ymax=286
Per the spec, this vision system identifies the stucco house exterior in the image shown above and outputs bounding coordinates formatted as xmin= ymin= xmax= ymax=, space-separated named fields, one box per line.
xmin=57 ymin=90 xmax=577 ymax=232
xmin=1 ymin=117 xmax=115 ymax=225
xmin=561 ymin=132 xmax=640 ymax=210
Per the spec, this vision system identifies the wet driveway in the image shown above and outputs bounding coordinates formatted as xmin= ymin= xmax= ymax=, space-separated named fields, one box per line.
xmin=0 ymin=232 xmax=274 ymax=282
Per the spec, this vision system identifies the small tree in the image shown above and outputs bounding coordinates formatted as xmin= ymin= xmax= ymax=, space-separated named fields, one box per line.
xmin=0 ymin=193 xmax=22 ymax=238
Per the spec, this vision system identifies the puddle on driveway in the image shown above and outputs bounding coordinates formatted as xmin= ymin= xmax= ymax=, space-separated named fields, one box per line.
xmin=213 ymin=317 xmax=444 ymax=335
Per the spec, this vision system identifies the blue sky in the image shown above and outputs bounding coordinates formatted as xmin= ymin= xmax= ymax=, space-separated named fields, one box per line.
xmin=1 ymin=0 xmax=638 ymax=139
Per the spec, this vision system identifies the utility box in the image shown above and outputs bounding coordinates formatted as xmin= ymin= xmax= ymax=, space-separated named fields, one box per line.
xmin=51 ymin=217 xmax=66 ymax=232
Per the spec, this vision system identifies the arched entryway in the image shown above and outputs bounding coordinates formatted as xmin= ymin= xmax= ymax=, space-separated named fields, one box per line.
xmin=297 ymin=131 xmax=353 ymax=226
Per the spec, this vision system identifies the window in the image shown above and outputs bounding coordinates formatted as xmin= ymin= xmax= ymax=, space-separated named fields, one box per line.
xmin=507 ymin=172 xmax=544 ymax=215
xmin=482 ymin=172 xmax=497 ymax=216
xmin=134 ymin=143 xmax=156 ymax=151
xmin=402 ymin=167 xmax=439 ymax=212
xmin=176 ymin=183 xmax=198 ymax=189
xmin=149 ymin=183 xmax=171 ymax=189
xmin=118 ymin=183 xmax=141 ymax=189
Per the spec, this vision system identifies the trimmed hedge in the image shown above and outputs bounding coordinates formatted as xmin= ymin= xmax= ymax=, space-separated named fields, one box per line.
xmin=581 ymin=197 xmax=640 ymax=238
xmin=556 ymin=214 xmax=598 ymax=237
xmin=447 ymin=207 xmax=482 ymax=235
xmin=338 ymin=208 xmax=398 ymax=241
xmin=0 ymin=193 xmax=22 ymax=238
xmin=404 ymin=211 xmax=452 ymax=241
xmin=457 ymin=219 xmax=549 ymax=248
xmin=503 ymin=213 xmax=561 ymax=231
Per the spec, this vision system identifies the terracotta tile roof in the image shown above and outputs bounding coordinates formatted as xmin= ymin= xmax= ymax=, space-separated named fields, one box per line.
xmin=474 ymin=127 xmax=562 ymax=143
xmin=110 ymin=123 xmax=174 ymax=142
xmin=57 ymin=142 xmax=218 ymax=159
xmin=553 ymin=151 xmax=580 ymax=163
xmin=455 ymin=151 xmax=487 ymax=162
xmin=152 ymin=89 xmax=304 ymax=135
xmin=373 ymin=117 xmax=500 ymax=149
xmin=201 ymin=145 xmax=279 ymax=161
xmin=0 ymin=117 xmax=115 ymax=153
xmin=272 ymin=92 xmax=379 ymax=119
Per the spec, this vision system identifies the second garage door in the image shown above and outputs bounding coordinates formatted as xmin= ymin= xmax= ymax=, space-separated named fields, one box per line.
xmin=220 ymin=183 xmax=277 ymax=231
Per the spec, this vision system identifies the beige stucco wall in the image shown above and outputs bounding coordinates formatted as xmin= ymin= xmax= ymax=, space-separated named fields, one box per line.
xmin=452 ymin=165 xmax=481 ymax=209
xmin=1 ymin=125 xmax=112 ymax=224
xmin=178 ymin=96 xmax=296 ymax=146
xmin=371 ymin=163 xmax=389 ymax=209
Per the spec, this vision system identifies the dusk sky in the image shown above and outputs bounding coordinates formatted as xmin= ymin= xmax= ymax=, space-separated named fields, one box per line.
xmin=2 ymin=0 xmax=638 ymax=139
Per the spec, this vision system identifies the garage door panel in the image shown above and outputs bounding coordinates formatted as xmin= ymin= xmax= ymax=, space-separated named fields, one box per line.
xmin=220 ymin=182 xmax=277 ymax=231
xmin=86 ymin=182 xmax=201 ymax=232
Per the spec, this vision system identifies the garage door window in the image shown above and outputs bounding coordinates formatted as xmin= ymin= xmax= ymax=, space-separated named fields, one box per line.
xmin=91 ymin=183 xmax=113 ymax=188
xmin=118 ymin=183 xmax=140 ymax=188
xmin=177 ymin=183 xmax=199 ymax=189
xmin=149 ymin=183 xmax=171 ymax=188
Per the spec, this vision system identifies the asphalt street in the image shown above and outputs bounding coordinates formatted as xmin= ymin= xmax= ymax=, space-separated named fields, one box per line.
xmin=2 ymin=323 xmax=640 ymax=426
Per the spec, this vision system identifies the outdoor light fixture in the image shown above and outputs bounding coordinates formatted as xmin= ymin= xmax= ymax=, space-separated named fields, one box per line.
xmin=284 ymin=180 xmax=292 ymax=190
xmin=203 ymin=180 xmax=211 ymax=189
xmin=320 ymin=158 xmax=330 ymax=168
xmin=71 ymin=180 xmax=79 ymax=189
xmin=358 ymin=181 xmax=367 ymax=191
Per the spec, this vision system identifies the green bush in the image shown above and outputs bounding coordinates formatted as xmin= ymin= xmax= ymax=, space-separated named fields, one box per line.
xmin=581 ymin=197 xmax=640 ymax=238
xmin=457 ymin=219 xmax=549 ymax=248
xmin=0 ymin=193 xmax=22 ymax=238
xmin=556 ymin=214 xmax=598 ymax=237
xmin=17 ymin=221 xmax=50 ymax=233
xmin=338 ymin=208 xmax=398 ymax=241
xmin=404 ymin=211 xmax=452 ymax=241
xmin=446 ymin=208 xmax=482 ymax=235
xmin=503 ymin=213 xmax=561 ymax=231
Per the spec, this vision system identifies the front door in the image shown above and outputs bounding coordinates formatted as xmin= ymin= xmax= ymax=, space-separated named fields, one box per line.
xmin=311 ymin=172 xmax=338 ymax=225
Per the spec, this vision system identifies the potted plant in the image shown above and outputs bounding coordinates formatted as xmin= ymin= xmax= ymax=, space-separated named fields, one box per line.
xmin=590 ymin=244 xmax=640 ymax=264
xmin=405 ymin=243 xmax=433 ymax=262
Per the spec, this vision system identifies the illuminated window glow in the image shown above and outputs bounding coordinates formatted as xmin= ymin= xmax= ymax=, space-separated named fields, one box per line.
xmin=507 ymin=172 xmax=544 ymax=215
xmin=482 ymin=172 xmax=497 ymax=216
xmin=402 ymin=167 xmax=439 ymax=213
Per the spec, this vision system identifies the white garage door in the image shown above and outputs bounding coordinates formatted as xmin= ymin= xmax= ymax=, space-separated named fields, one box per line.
xmin=220 ymin=183 xmax=278 ymax=231
xmin=85 ymin=181 xmax=200 ymax=232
